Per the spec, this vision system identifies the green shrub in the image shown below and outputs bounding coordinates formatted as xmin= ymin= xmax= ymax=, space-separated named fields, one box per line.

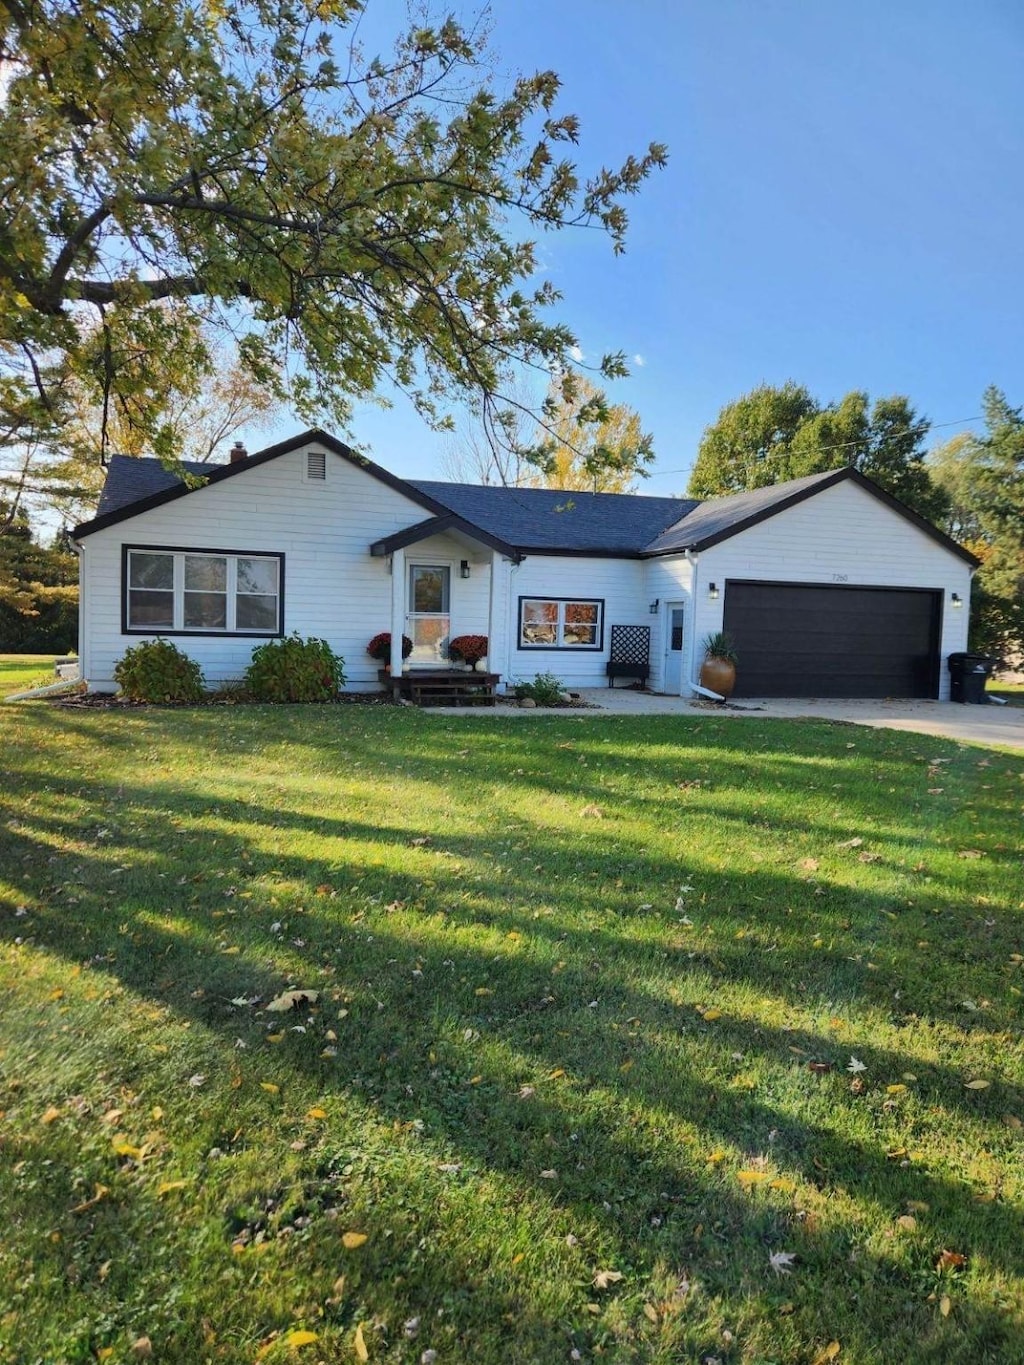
xmin=245 ymin=633 xmax=346 ymax=702
xmin=513 ymin=671 xmax=567 ymax=706
xmin=113 ymin=638 xmax=205 ymax=702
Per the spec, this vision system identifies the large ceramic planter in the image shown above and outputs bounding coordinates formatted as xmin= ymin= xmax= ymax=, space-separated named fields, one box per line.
xmin=699 ymin=656 xmax=736 ymax=699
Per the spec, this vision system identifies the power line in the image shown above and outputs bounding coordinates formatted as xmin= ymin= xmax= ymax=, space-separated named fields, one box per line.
xmin=651 ymin=413 xmax=985 ymax=479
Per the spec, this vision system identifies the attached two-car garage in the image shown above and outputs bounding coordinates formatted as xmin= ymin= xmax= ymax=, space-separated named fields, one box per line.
xmin=723 ymin=581 xmax=943 ymax=699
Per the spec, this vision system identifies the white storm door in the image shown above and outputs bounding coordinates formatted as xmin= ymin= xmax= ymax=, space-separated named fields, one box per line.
xmin=406 ymin=564 xmax=451 ymax=665
xmin=663 ymin=602 xmax=685 ymax=694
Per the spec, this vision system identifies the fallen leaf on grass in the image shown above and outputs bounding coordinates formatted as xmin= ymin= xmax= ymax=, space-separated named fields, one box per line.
xmin=353 ymin=1323 xmax=369 ymax=1361
xmin=547 ymin=1068 xmax=566 ymax=1080
xmin=157 ymin=1180 xmax=188 ymax=1197
xmin=769 ymin=1250 xmax=796 ymax=1275
xmin=813 ymin=1344 xmax=841 ymax=1364
xmin=267 ymin=989 xmax=320 ymax=1013
xmin=539 ymin=1168 xmax=558 ymax=1180
xmin=593 ymin=1269 xmax=624 ymax=1289
xmin=808 ymin=1061 xmax=832 ymax=1075
xmin=799 ymin=858 xmax=820 ymax=871
xmin=284 ymin=1329 xmax=318 ymax=1349
xmin=940 ymin=1295 xmax=952 ymax=1318
xmin=260 ymin=1082 xmax=280 ymax=1094
xmin=700 ymin=1007 xmax=722 ymax=1022
xmin=70 ymin=1183 xmax=109 ymax=1214
xmin=41 ymin=1106 xmax=61 ymax=1125
xmin=737 ymin=1170 xmax=770 ymax=1186
xmin=847 ymin=1056 xmax=867 ymax=1074
xmin=342 ymin=1232 xmax=368 ymax=1249
xmin=887 ymin=1084 xmax=908 ymax=1095
xmin=835 ymin=837 xmax=863 ymax=849
xmin=266 ymin=1032 xmax=285 ymax=1044
xmin=937 ymin=1249 xmax=967 ymax=1271
xmin=965 ymin=1079 xmax=990 ymax=1090
xmin=896 ymin=1215 xmax=917 ymax=1231
xmin=580 ymin=804 xmax=604 ymax=819
xmin=957 ymin=849 xmax=985 ymax=859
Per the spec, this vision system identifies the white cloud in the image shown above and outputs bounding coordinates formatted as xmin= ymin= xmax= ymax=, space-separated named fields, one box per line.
xmin=569 ymin=344 xmax=585 ymax=363
xmin=633 ymin=354 xmax=646 ymax=367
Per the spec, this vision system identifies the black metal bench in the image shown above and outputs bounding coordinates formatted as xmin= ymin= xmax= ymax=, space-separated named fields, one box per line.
xmin=605 ymin=625 xmax=651 ymax=688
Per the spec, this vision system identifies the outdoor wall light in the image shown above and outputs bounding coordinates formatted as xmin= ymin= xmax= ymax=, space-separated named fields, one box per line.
xmin=649 ymin=598 xmax=660 ymax=615
xmin=460 ymin=560 xmax=471 ymax=579
xmin=708 ymin=582 xmax=720 ymax=600
xmin=951 ymin=591 xmax=963 ymax=608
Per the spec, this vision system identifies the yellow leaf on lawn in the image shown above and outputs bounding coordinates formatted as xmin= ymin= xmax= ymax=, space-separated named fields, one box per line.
xmin=737 ymin=1170 xmax=770 ymax=1186
xmin=887 ymin=1084 xmax=908 ymax=1095
xmin=111 ymin=1136 xmax=143 ymax=1160
xmin=707 ymin=1149 xmax=727 ymax=1164
xmin=548 ymin=1068 xmax=566 ymax=1080
xmin=221 ymin=945 xmax=241 ymax=955
xmin=151 ymin=1106 xmax=164 ymax=1121
xmin=965 ymin=1079 xmax=990 ymax=1090
xmin=266 ymin=1032 xmax=286 ymax=1044
xmin=342 ymin=1231 xmax=368 ymax=1249
xmin=354 ymin=1322 xmax=369 ymax=1361
xmin=260 ymin=1082 xmax=280 ymax=1094
xmin=157 ymin=1180 xmax=188 ymax=1197
xmin=306 ymin=1107 xmax=328 ymax=1120
xmin=701 ymin=1008 xmax=722 ymax=1021
xmin=70 ymin=1183 xmax=110 ymax=1214
xmin=284 ymin=1329 xmax=318 ymax=1348
xmin=267 ymin=989 xmax=320 ymax=1012
xmin=511 ymin=1252 xmax=524 ymax=1265
xmin=940 ymin=1295 xmax=951 ymax=1318
xmin=474 ymin=987 xmax=493 ymax=996
xmin=770 ymin=1178 xmax=797 ymax=1192
xmin=619 ymin=1060 xmax=634 ymax=1073
xmin=896 ymin=1215 xmax=917 ymax=1231
xmin=41 ymin=1106 xmax=61 ymax=1125
xmin=812 ymin=1343 xmax=841 ymax=1364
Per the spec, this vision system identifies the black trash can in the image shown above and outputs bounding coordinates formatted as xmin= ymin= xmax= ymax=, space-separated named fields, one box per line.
xmin=947 ymin=653 xmax=995 ymax=704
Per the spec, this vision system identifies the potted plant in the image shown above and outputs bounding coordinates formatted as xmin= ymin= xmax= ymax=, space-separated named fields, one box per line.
xmin=367 ymin=632 xmax=413 ymax=673
xmin=448 ymin=633 xmax=489 ymax=671
xmin=699 ymin=630 xmax=738 ymax=699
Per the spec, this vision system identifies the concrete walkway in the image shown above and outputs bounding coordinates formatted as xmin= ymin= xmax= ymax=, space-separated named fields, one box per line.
xmin=573 ymin=689 xmax=1024 ymax=750
xmin=435 ymin=688 xmax=1024 ymax=751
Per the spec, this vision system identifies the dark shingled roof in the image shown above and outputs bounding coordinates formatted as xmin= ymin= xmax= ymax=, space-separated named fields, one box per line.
xmin=78 ymin=441 xmax=979 ymax=566
xmin=95 ymin=456 xmax=212 ymax=518
xmin=408 ymin=480 xmax=693 ymax=555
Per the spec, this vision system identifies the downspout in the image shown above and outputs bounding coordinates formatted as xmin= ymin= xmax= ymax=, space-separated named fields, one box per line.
xmin=683 ymin=547 xmax=722 ymax=701
xmin=71 ymin=538 xmax=86 ymax=688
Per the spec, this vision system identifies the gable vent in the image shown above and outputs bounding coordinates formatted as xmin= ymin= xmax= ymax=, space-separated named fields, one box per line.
xmin=307 ymin=450 xmax=326 ymax=481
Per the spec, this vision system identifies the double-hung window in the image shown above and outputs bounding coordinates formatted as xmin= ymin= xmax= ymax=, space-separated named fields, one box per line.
xmin=124 ymin=548 xmax=283 ymax=635
xmin=519 ymin=597 xmax=604 ymax=650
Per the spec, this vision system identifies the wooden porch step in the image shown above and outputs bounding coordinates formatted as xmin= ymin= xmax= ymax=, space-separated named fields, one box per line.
xmin=379 ymin=669 xmax=500 ymax=707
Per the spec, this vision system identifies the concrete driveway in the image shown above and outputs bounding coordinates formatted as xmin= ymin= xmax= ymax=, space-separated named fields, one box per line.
xmin=574 ymin=688 xmax=1024 ymax=751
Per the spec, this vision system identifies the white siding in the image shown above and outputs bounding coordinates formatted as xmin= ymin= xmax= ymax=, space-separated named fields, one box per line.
xmin=505 ymin=556 xmax=647 ymax=689
xmin=690 ymin=479 xmax=973 ymax=700
xmin=78 ymin=442 xmax=495 ymax=691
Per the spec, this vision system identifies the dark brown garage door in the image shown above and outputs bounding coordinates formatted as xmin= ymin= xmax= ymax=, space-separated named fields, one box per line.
xmin=723 ymin=581 xmax=942 ymax=699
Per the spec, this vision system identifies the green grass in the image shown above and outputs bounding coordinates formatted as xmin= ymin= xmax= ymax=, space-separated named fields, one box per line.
xmin=0 ymin=652 xmax=57 ymax=698
xmin=1 ymin=705 xmax=1022 ymax=1365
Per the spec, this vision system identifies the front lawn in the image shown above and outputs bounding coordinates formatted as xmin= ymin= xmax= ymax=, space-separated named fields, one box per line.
xmin=1 ymin=706 xmax=1022 ymax=1364
xmin=0 ymin=652 xmax=57 ymax=698
xmin=988 ymin=682 xmax=1024 ymax=708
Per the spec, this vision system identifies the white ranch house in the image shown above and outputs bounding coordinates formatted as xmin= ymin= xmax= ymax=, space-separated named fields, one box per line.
xmin=71 ymin=429 xmax=977 ymax=700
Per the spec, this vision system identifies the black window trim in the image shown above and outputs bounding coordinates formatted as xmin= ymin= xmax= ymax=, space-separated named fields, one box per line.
xmin=517 ymin=594 xmax=605 ymax=651
xmin=121 ymin=543 xmax=286 ymax=638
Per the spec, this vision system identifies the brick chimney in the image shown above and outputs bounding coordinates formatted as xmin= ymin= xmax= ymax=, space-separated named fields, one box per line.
xmin=229 ymin=440 xmax=248 ymax=464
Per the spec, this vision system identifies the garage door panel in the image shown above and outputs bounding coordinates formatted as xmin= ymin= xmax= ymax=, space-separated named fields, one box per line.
xmin=723 ymin=582 xmax=940 ymax=699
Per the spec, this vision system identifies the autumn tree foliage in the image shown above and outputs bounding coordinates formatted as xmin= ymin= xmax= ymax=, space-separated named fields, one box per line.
xmin=0 ymin=0 xmax=666 ymax=474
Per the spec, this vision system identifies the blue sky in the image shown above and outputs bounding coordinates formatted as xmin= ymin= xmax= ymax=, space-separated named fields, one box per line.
xmin=278 ymin=1 xmax=1024 ymax=495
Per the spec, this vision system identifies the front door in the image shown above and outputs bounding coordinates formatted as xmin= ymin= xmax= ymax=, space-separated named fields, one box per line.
xmin=406 ymin=564 xmax=451 ymax=666
xmin=663 ymin=602 xmax=685 ymax=694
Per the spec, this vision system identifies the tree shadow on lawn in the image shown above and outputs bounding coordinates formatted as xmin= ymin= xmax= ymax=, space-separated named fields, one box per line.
xmin=3 ymin=707 xmax=1023 ymax=1359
